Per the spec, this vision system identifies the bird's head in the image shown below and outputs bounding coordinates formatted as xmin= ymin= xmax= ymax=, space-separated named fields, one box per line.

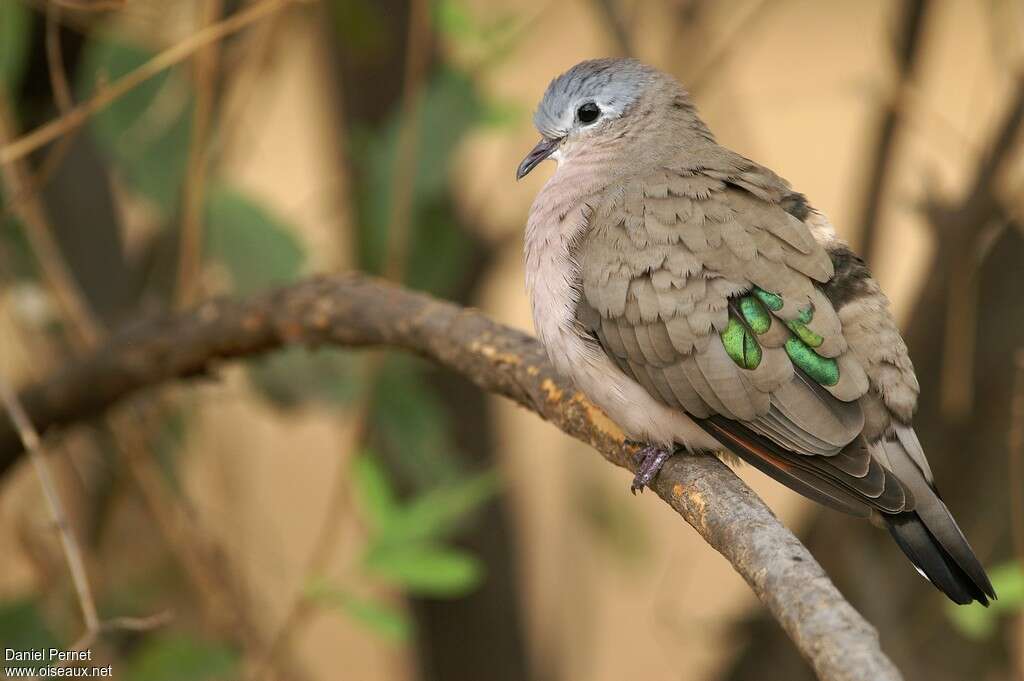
xmin=516 ymin=58 xmax=708 ymax=181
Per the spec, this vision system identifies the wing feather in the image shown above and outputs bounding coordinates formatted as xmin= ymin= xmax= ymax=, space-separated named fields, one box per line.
xmin=574 ymin=164 xmax=980 ymax=575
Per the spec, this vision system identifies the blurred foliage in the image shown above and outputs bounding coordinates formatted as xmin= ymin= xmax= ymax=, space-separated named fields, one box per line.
xmin=73 ymin=34 xmax=357 ymax=409
xmin=77 ymin=38 xmax=193 ymax=216
xmin=247 ymin=346 xmax=360 ymax=408
xmin=304 ymin=580 xmax=412 ymax=643
xmin=0 ymin=0 xmax=520 ymax=666
xmin=203 ymin=185 xmax=305 ymax=295
xmin=0 ymin=598 xmax=59 ymax=669
xmin=123 ymin=634 xmax=239 ymax=681
xmin=354 ymin=452 xmax=494 ymax=596
xmin=355 ymin=452 xmax=499 ymax=546
xmin=0 ymin=2 xmax=33 ymax=280
xmin=0 ymin=1 xmax=30 ymax=96
xmin=327 ymin=0 xmax=391 ymax=59
xmin=371 ymin=355 xmax=462 ymax=486
xmin=351 ymin=68 xmax=484 ymax=285
xmin=946 ymin=560 xmax=1024 ymax=640
xmin=0 ymin=207 xmax=37 ymax=281
xmin=434 ymin=0 xmax=525 ymax=70
xmin=305 ymin=454 xmax=498 ymax=639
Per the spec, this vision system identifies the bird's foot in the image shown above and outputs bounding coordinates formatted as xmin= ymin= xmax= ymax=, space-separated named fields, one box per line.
xmin=630 ymin=444 xmax=674 ymax=494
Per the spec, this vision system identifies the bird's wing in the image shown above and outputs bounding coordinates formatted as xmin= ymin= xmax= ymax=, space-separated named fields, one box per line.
xmin=576 ymin=160 xmax=993 ymax=603
xmin=577 ymin=167 xmax=907 ymax=512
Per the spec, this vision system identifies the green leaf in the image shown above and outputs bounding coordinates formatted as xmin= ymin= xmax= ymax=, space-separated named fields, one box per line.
xmin=946 ymin=560 xmax=1024 ymax=640
xmin=989 ymin=560 xmax=1024 ymax=604
xmin=403 ymin=200 xmax=474 ymax=297
xmin=382 ymin=471 xmax=499 ymax=544
xmin=352 ymin=453 xmax=400 ymax=530
xmin=363 ymin=544 xmax=483 ymax=596
xmin=304 ymin=578 xmax=411 ymax=642
xmin=435 ymin=0 xmax=476 ymax=40
xmin=77 ymin=38 xmax=192 ymax=214
xmin=204 ymin=186 xmax=305 ymax=295
xmin=0 ymin=1 xmax=31 ymax=94
xmin=480 ymin=97 xmax=526 ymax=129
xmin=124 ymin=634 xmax=238 ymax=681
xmin=353 ymin=69 xmax=485 ymax=278
xmin=947 ymin=601 xmax=996 ymax=640
xmin=0 ymin=213 xmax=39 ymax=280
xmin=248 ymin=346 xmax=359 ymax=408
xmin=371 ymin=357 xmax=459 ymax=486
xmin=434 ymin=0 xmax=523 ymax=64
xmin=0 ymin=598 xmax=59 ymax=668
xmin=327 ymin=0 xmax=389 ymax=58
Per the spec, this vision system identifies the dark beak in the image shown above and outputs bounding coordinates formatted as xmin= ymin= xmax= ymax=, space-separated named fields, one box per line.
xmin=516 ymin=137 xmax=561 ymax=180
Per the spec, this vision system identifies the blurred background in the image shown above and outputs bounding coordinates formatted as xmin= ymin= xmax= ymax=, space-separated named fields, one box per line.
xmin=0 ymin=0 xmax=1022 ymax=679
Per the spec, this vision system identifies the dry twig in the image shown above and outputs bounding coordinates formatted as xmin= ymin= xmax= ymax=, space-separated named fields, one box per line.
xmin=45 ymin=2 xmax=75 ymax=115
xmin=0 ymin=0 xmax=295 ymax=166
xmin=0 ymin=99 xmax=101 ymax=348
xmin=176 ymin=0 xmax=224 ymax=307
xmin=0 ymin=373 xmax=99 ymax=633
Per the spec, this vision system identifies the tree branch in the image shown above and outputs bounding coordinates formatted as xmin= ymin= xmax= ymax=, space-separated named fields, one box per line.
xmin=0 ymin=273 xmax=903 ymax=681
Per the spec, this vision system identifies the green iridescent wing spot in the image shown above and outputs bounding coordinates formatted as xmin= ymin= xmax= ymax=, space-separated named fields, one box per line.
xmin=720 ymin=318 xmax=762 ymax=370
xmin=796 ymin=305 xmax=813 ymax=324
xmin=753 ymin=287 xmax=783 ymax=311
xmin=786 ymin=319 xmax=824 ymax=347
xmin=738 ymin=295 xmax=772 ymax=334
xmin=784 ymin=337 xmax=839 ymax=386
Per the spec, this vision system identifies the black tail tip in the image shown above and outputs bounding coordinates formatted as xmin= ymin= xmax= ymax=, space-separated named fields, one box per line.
xmin=884 ymin=513 xmax=996 ymax=606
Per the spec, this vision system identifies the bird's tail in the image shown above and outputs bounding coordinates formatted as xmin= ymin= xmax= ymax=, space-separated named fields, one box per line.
xmin=882 ymin=492 xmax=995 ymax=605
xmin=876 ymin=427 xmax=994 ymax=605
xmin=699 ymin=416 xmax=995 ymax=605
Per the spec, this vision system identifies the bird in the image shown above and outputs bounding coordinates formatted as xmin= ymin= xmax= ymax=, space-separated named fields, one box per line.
xmin=516 ymin=57 xmax=995 ymax=606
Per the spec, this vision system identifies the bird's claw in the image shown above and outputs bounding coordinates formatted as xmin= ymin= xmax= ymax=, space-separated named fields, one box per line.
xmin=630 ymin=444 xmax=673 ymax=494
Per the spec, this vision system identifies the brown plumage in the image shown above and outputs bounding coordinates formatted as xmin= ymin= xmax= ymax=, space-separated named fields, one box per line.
xmin=519 ymin=58 xmax=994 ymax=605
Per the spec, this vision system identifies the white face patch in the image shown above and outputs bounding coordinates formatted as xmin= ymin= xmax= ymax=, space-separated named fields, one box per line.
xmin=532 ymin=58 xmax=651 ymax=139
xmin=549 ymin=98 xmax=626 ymax=138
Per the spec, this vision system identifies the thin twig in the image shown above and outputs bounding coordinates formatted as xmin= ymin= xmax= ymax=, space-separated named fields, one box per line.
xmin=857 ymin=0 xmax=931 ymax=260
xmin=589 ymin=0 xmax=634 ymax=56
xmin=62 ymin=610 xmax=173 ymax=666
xmin=933 ymin=78 xmax=1024 ymax=420
xmin=45 ymin=2 xmax=75 ymax=115
xmin=0 ymin=0 xmax=295 ymax=166
xmin=212 ymin=4 xmax=282 ymax=161
xmin=0 ymin=134 xmax=79 ymax=223
xmin=0 ymin=99 xmax=101 ymax=348
xmin=383 ymin=0 xmax=430 ymax=280
xmin=686 ymin=0 xmax=773 ymax=95
xmin=259 ymin=7 xmax=433 ymax=672
xmin=109 ymin=405 xmax=315 ymax=681
xmin=49 ymin=0 xmax=127 ymax=11
xmin=2 ymin=5 xmax=298 ymax=663
xmin=176 ymin=0 xmax=223 ymax=307
xmin=0 ymin=373 xmax=100 ymax=633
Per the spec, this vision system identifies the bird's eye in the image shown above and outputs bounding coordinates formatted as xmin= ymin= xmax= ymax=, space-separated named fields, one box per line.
xmin=577 ymin=102 xmax=600 ymax=124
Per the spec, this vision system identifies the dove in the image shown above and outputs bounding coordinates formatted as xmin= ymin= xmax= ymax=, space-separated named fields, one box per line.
xmin=516 ymin=57 xmax=994 ymax=605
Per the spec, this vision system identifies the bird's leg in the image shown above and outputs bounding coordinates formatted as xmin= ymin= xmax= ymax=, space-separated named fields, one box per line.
xmin=630 ymin=444 xmax=674 ymax=494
